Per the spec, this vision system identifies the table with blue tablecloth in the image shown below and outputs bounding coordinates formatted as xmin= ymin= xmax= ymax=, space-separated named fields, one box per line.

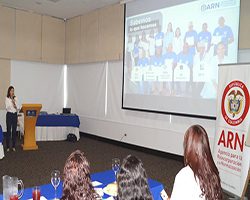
xmin=36 ymin=114 xmax=80 ymax=127
xmin=35 ymin=114 xmax=80 ymax=141
xmin=0 ymin=170 xmax=164 ymax=200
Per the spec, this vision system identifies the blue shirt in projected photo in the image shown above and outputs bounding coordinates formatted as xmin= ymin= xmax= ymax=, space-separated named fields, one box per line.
xmin=133 ymin=46 xmax=139 ymax=56
xmin=150 ymin=55 xmax=165 ymax=66
xmin=163 ymin=52 xmax=177 ymax=64
xmin=138 ymin=57 xmax=149 ymax=67
xmin=177 ymin=52 xmax=193 ymax=67
xmin=184 ymin=30 xmax=198 ymax=56
xmin=155 ymin=32 xmax=164 ymax=47
xmin=213 ymin=25 xmax=234 ymax=45
xmin=213 ymin=25 xmax=234 ymax=54
xmin=198 ymin=31 xmax=211 ymax=48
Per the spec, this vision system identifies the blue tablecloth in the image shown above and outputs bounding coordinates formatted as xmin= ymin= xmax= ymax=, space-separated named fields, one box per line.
xmin=0 ymin=125 xmax=3 ymax=143
xmin=0 ymin=170 xmax=164 ymax=200
xmin=36 ymin=114 xmax=80 ymax=127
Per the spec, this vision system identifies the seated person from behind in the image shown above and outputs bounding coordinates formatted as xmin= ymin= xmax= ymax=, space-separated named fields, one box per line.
xmin=61 ymin=150 xmax=99 ymax=200
xmin=117 ymin=154 xmax=153 ymax=200
xmin=169 ymin=125 xmax=223 ymax=200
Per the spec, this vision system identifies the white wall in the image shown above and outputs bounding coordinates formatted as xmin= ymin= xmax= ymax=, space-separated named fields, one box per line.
xmin=68 ymin=61 xmax=215 ymax=155
xmin=68 ymin=49 xmax=250 ymax=156
xmin=238 ymin=49 xmax=250 ymax=63
xmin=10 ymin=60 xmax=64 ymax=113
xmin=1 ymin=51 xmax=249 ymax=154
xmin=0 ymin=60 xmax=64 ymax=131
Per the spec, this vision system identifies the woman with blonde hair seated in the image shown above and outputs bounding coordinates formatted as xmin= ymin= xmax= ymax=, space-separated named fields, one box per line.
xmin=170 ymin=125 xmax=223 ymax=200
xmin=61 ymin=150 xmax=99 ymax=200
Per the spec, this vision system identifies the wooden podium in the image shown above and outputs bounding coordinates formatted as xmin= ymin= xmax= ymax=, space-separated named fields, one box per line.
xmin=21 ymin=104 xmax=42 ymax=150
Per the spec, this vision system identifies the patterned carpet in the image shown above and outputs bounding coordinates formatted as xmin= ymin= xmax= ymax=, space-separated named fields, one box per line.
xmin=0 ymin=133 xmax=249 ymax=199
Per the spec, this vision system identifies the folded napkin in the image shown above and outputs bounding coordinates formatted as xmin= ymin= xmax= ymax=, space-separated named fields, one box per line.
xmin=92 ymin=181 xmax=102 ymax=187
xmin=104 ymin=197 xmax=114 ymax=200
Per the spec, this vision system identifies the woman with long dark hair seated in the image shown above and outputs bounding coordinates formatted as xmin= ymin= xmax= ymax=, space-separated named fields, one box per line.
xmin=61 ymin=150 xmax=99 ymax=200
xmin=117 ymin=154 xmax=153 ymax=200
xmin=170 ymin=125 xmax=223 ymax=200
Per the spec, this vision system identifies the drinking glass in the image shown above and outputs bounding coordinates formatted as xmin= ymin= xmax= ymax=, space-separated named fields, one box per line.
xmin=51 ymin=170 xmax=60 ymax=200
xmin=9 ymin=194 xmax=18 ymax=200
xmin=32 ymin=186 xmax=40 ymax=200
xmin=112 ymin=158 xmax=120 ymax=180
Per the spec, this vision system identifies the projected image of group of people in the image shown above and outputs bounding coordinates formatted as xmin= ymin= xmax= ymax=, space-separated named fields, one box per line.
xmin=125 ymin=16 xmax=235 ymax=99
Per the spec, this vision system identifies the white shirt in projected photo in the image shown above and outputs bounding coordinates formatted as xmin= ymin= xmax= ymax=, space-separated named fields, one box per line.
xmin=200 ymin=43 xmax=230 ymax=99
xmin=139 ymin=41 xmax=150 ymax=57
xmin=193 ymin=43 xmax=210 ymax=82
xmin=148 ymin=36 xmax=156 ymax=57
xmin=127 ymin=41 xmax=134 ymax=54
xmin=173 ymin=36 xmax=183 ymax=55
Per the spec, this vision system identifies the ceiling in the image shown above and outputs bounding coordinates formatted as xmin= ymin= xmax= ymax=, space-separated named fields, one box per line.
xmin=0 ymin=0 xmax=121 ymax=19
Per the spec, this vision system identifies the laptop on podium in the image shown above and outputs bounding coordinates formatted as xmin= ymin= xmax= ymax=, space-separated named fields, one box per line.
xmin=62 ymin=108 xmax=71 ymax=115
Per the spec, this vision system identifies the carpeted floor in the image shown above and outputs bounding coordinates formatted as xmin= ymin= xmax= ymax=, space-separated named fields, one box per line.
xmin=0 ymin=133 xmax=249 ymax=199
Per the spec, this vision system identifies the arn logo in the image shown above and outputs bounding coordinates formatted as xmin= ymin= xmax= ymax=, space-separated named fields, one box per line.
xmin=201 ymin=2 xmax=220 ymax=11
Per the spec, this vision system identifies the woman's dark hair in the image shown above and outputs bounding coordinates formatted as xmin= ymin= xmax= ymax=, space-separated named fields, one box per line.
xmin=61 ymin=150 xmax=98 ymax=200
xmin=175 ymin=27 xmax=181 ymax=37
xmin=7 ymin=86 xmax=14 ymax=98
xmin=117 ymin=155 xmax=153 ymax=200
xmin=184 ymin=125 xmax=223 ymax=200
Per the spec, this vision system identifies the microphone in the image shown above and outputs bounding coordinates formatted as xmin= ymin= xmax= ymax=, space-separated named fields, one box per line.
xmin=11 ymin=95 xmax=17 ymax=109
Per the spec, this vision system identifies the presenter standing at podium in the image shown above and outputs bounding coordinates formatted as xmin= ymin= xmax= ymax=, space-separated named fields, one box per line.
xmin=5 ymin=86 xmax=18 ymax=152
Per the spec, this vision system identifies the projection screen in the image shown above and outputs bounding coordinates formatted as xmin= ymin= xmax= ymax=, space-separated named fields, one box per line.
xmin=122 ymin=0 xmax=240 ymax=118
